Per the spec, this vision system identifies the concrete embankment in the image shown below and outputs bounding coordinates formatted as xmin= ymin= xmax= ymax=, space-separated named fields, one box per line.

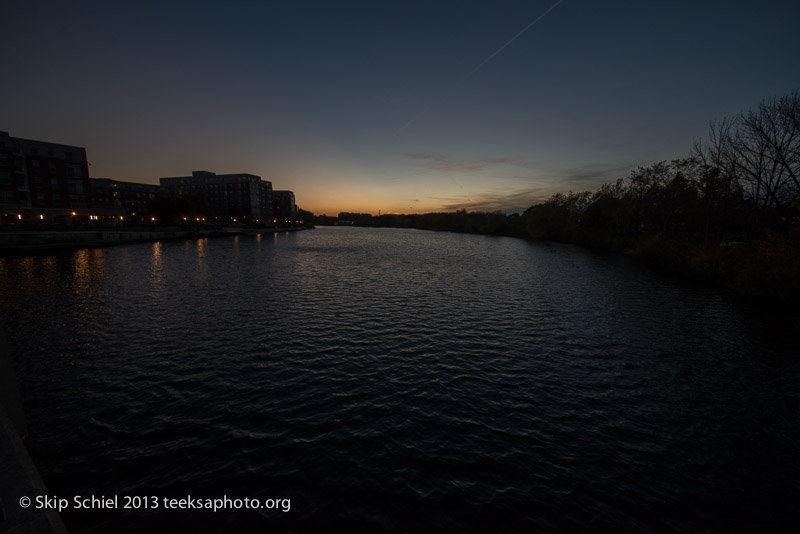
xmin=0 ymin=317 xmax=68 ymax=533
xmin=0 ymin=229 xmax=197 ymax=253
xmin=0 ymin=227 xmax=307 ymax=254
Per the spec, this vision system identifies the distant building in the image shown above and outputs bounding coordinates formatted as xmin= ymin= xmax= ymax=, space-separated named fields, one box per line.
xmin=159 ymin=170 xmax=274 ymax=222
xmin=272 ymin=190 xmax=297 ymax=223
xmin=0 ymin=131 xmax=112 ymax=227
xmin=91 ymin=178 xmax=165 ymax=222
xmin=1 ymin=137 xmax=294 ymax=227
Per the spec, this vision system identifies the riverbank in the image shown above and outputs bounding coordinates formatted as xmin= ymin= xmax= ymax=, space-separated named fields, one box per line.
xmin=546 ymin=229 xmax=800 ymax=303
xmin=1 ymin=317 xmax=67 ymax=533
xmin=0 ymin=226 xmax=308 ymax=254
xmin=322 ymin=215 xmax=800 ymax=303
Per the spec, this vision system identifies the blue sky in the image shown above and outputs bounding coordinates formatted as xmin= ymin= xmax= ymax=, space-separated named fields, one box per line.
xmin=3 ymin=0 xmax=799 ymax=214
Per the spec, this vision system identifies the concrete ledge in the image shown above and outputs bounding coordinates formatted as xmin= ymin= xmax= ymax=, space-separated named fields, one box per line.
xmin=0 ymin=408 xmax=67 ymax=534
xmin=0 ymin=229 xmax=245 ymax=254
xmin=0 ymin=317 xmax=26 ymax=443
xmin=0 ymin=227 xmax=308 ymax=254
xmin=0 ymin=317 xmax=67 ymax=533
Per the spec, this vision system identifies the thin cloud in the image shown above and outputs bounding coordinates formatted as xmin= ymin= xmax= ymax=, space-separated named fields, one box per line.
xmin=431 ymin=162 xmax=486 ymax=173
xmin=557 ymin=161 xmax=645 ymax=187
xmin=437 ymin=187 xmax=548 ymax=213
xmin=430 ymin=196 xmax=467 ymax=202
xmin=404 ymin=152 xmax=538 ymax=174
xmin=485 ymin=157 xmax=537 ymax=168
xmin=401 ymin=156 xmax=646 ymax=213
xmin=405 ymin=152 xmax=446 ymax=162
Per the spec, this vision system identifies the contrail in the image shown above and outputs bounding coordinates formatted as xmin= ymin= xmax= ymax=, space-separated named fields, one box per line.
xmin=461 ymin=0 xmax=564 ymax=82
xmin=397 ymin=0 xmax=565 ymax=134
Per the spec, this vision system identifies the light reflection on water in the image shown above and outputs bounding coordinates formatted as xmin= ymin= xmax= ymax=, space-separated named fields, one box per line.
xmin=0 ymin=227 xmax=799 ymax=533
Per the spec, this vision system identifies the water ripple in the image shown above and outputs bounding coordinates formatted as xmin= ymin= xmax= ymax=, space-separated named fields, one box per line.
xmin=1 ymin=228 xmax=799 ymax=532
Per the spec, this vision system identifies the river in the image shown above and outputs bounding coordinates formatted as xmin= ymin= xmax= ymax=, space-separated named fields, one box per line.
xmin=1 ymin=227 xmax=798 ymax=532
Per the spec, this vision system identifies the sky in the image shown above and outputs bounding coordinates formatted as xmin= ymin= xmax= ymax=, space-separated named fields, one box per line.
xmin=3 ymin=0 xmax=799 ymax=215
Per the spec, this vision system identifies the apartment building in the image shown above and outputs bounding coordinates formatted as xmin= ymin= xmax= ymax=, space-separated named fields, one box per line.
xmin=160 ymin=170 xmax=274 ymax=222
xmin=0 ymin=131 xmax=100 ymax=226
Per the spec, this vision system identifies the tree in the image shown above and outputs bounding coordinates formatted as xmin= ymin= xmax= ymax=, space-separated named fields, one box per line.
xmin=693 ymin=90 xmax=800 ymax=235
xmin=296 ymin=207 xmax=316 ymax=228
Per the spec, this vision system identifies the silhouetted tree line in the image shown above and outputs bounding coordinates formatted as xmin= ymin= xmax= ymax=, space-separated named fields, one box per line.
xmin=312 ymin=210 xmax=526 ymax=236
xmin=296 ymin=208 xmax=316 ymax=229
xmin=338 ymin=212 xmax=375 ymax=226
xmin=519 ymin=91 xmax=800 ymax=297
xmin=306 ymin=91 xmax=799 ymax=298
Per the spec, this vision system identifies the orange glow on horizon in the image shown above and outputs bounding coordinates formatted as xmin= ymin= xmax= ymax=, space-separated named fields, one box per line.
xmin=298 ymin=191 xmax=447 ymax=217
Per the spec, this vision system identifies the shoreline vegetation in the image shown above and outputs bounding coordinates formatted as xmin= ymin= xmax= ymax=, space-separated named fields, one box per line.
xmin=312 ymin=91 xmax=800 ymax=302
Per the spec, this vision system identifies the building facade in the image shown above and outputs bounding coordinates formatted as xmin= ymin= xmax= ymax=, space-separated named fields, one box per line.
xmin=272 ymin=190 xmax=297 ymax=223
xmin=1 ymin=136 xmax=297 ymax=228
xmin=160 ymin=171 xmax=274 ymax=222
xmin=91 ymin=178 xmax=164 ymax=222
xmin=0 ymin=131 xmax=103 ymax=227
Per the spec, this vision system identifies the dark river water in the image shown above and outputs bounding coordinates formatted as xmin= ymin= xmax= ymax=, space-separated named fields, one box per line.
xmin=1 ymin=227 xmax=798 ymax=533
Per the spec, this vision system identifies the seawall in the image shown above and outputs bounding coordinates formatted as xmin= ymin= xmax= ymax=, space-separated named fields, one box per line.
xmin=0 ymin=316 xmax=68 ymax=533
xmin=0 ymin=227 xmax=307 ymax=254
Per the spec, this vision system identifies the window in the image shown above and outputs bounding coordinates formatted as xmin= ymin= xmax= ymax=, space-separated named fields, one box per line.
xmin=68 ymin=181 xmax=84 ymax=194
xmin=0 ymin=171 xmax=10 ymax=184
xmin=48 ymin=161 xmax=56 ymax=173
xmin=32 ymin=159 xmax=40 ymax=170
xmin=64 ymin=152 xmax=73 ymax=162
xmin=0 ymin=191 xmax=13 ymax=203
xmin=0 ymin=155 xmax=7 ymax=166
xmin=51 ymin=178 xmax=60 ymax=189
